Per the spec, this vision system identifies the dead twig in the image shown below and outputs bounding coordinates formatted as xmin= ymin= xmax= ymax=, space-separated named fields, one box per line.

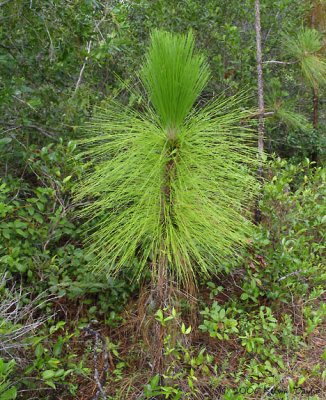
xmin=2 ymin=123 xmax=58 ymax=139
xmin=84 ymin=327 xmax=109 ymax=400
xmin=74 ymin=41 xmax=92 ymax=93
xmin=278 ymin=270 xmax=303 ymax=281
xmin=0 ymin=273 xmax=56 ymax=355
xmin=263 ymin=60 xmax=298 ymax=65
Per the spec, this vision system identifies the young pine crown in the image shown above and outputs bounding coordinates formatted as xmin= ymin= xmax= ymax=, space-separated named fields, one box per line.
xmin=73 ymin=30 xmax=259 ymax=287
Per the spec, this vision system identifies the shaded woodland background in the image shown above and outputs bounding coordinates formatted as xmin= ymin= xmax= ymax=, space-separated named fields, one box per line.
xmin=0 ymin=1 xmax=325 ymax=399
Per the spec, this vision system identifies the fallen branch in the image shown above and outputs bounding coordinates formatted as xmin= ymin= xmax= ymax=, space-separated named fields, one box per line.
xmin=261 ymin=385 xmax=275 ymax=399
xmin=84 ymin=327 xmax=109 ymax=400
xmin=2 ymin=123 xmax=59 ymax=139
xmin=0 ymin=273 xmax=56 ymax=354
xmin=278 ymin=270 xmax=303 ymax=281
xmin=26 ymin=124 xmax=58 ymax=139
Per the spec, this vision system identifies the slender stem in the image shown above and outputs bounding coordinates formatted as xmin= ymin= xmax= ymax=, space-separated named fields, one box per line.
xmin=152 ymin=133 xmax=177 ymax=373
xmin=152 ymin=247 xmax=168 ymax=373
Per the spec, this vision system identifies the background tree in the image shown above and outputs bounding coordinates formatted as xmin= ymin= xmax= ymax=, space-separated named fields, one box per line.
xmin=254 ymin=0 xmax=265 ymax=166
xmin=254 ymin=0 xmax=265 ymax=224
xmin=284 ymin=28 xmax=326 ymax=162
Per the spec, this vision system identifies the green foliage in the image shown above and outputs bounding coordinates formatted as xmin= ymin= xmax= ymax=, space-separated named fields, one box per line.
xmin=0 ymin=1 xmax=325 ymax=398
xmin=192 ymin=157 xmax=325 ymax=399
xmin=1 ymin=0 xmax=321 ymax=168
xmin=74 ymin=30 xmax=258 ymax=285
xmin=0 ymin=139 xmax=133 ymax=320
xmin=274 ymin=108 xmax=312 ymax=133
xmin=199 ymin=302 xmax=239 ymax=340
xmin=140 ymin=30 xmax=210 ymax=129
xmin=0 ymin=359 xmax=17 ymax=400
xmin=199 ymin=303 xmax=284 ymax=365
xmin=264 ymin=76 xmax=324 ymax=162
xmin=0 ymin=140 xmax=80 ymax=274
xmin=47 ymin=248 xmax=134 ymax=325
xmin=144 ymin=375 xmax=183 ymax=399
xmin=23 ymin=324 xmax=90 ymax=394
xmin=284 ymin=28 xmax=326 ymax=88
xmin=247 ymin=158 xmax=325 ymax=302
xmin=143 ymin=307 xmax=215 ymax=400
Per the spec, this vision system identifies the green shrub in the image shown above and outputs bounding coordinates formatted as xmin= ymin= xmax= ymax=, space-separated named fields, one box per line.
xmin=0 ymin=140 xmax=81 ymax=276
xmin=241 ymin=157 xmax=325 ymax=303
xmin=0 ymin=358 xmax=17 ymax=400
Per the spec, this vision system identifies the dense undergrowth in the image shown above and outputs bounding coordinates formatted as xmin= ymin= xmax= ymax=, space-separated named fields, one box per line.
xmin=0 ymin=141 xmax=325 ymax=399
xmin=1 ymin=1 xmax=325 ymax=399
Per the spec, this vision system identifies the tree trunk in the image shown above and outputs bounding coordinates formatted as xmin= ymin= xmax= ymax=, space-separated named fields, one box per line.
xmin=254 ymin=0 xmax=265 ymax=223
xmin=312 ymin=86 xmax=319 ymax=130
xmin=151 ymin=247 xmax=168 ymax=374
xmin=311 ymin=85 xmax=319 ymax=164
xmin=310 ymin=6 xmax=321 ymax=165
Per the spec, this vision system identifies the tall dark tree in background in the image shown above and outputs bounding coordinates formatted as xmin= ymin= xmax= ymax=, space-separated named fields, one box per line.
xmin=284 ymin=27 xmax=326 ymax=162
xmin=254 ymin=0 xmax=265 ymax=223
xmin=309 ymin=0 xmax=326 ymax=161
xmin=254 ymin=0 xmax=265 ymax=166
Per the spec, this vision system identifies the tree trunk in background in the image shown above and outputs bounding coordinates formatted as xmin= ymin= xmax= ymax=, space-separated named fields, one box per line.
xmin=254 ymin=0 xmax=265 ymax=223
xmin=310 ymin=2 xmax=322 ymax=164
xmin=310 ymin=84 xmax=319 ymax=165
xmin=312 ymin=86 xmax=319 ymax=130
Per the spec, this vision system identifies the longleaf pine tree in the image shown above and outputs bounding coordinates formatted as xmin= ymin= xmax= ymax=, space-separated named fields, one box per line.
xmin=284 ymin=28 xmax=326 ymax=89
xmin=284 ymin=28 xmax=326 ymax=161
xmin=74 ymin=30 xmax=258 ymax=290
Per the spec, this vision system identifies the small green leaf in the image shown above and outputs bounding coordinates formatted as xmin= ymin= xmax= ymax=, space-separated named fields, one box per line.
xmin=297 ymin=376 xmax=306 ymax=386
xmin=44 ymin=380 xmax=56 ymax=389
xmin=185 ymin=325 xmax=192 ymax=335
xmin=63 ymin=175 xmax=72 ymax=184
xmin=0 ymin=137 xmax=12 ymax=146
xmin=0 ymin=387 xmax=17 ymax=400
xmin=42 ymin=370 xmax=56 ymax=380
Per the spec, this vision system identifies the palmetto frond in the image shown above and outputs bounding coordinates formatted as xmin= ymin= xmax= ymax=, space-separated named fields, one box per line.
xmin=73 ymin=30 xmax=258 ymax=286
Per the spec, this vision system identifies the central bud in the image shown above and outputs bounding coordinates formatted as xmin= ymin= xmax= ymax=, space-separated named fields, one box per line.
xmin=167 ymin=126 xmax=177 ymax=141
